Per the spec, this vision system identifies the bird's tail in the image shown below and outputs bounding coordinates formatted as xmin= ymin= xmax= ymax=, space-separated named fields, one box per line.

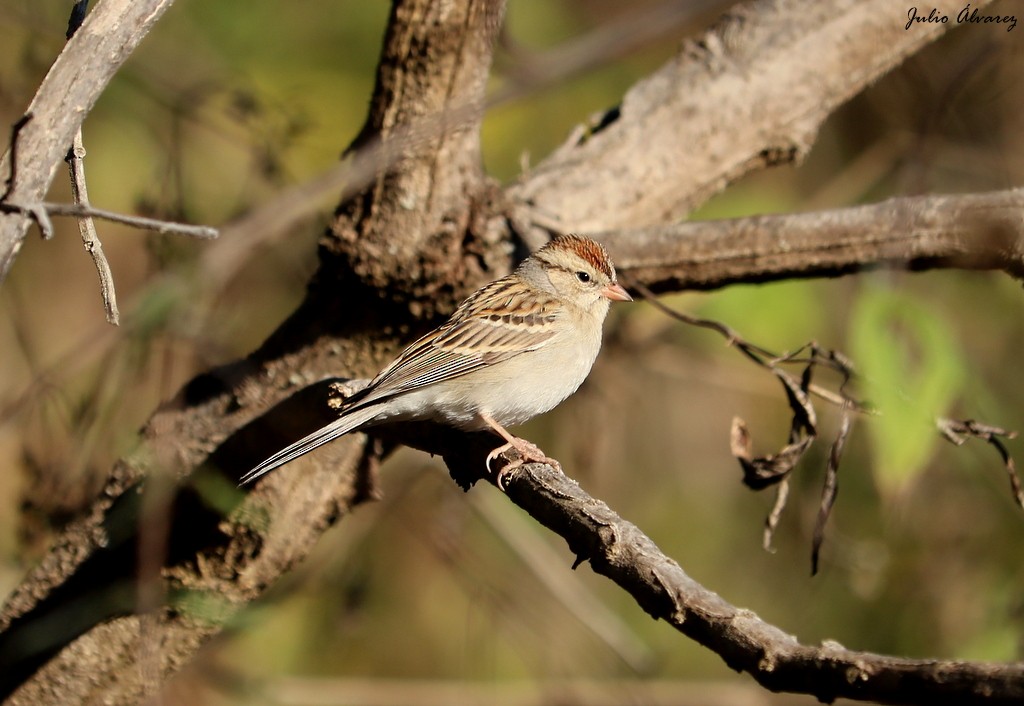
xmin=239 ymin=404 xmax=382 ymax=486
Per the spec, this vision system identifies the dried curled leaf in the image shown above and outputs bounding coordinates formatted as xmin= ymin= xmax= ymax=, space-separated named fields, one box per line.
xmin=773 ymin=366 xmax=817 ymax=435
xmin=731 ymin=417 xmax=814 ymax=491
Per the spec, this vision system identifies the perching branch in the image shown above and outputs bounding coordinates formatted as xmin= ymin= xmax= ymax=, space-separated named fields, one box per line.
xmin=485 ymin=461 xmax=1024 ymax=706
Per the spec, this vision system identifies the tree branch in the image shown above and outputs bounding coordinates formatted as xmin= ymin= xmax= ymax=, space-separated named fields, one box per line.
xmin=605 ymin=188 xmax=1024 ymax=293
xmin=66 ymin=130 xmax=119 ymax=324
xmin=0 ymin=0 xmax=178 ymax=281
xmin=1 ymin=0 xmax=506 ymax=702
xmin=505 ymin=0 xmax=994 ymax=238
xmin=488 ymin=462 xmax=1024 ymax=706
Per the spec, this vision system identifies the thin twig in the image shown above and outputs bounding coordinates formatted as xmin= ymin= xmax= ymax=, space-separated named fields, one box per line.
xmin=0 ymin=201 xmax=218 ymax=240
xmin=41 ymin=203 xmax=217 ymax=238
xmin=631 ymin=281 xmax=867 ymax=412
xmin=632 ymin=281 xmax=1021 ymax=563
xmin=66 ymin=130 xmax=119 ymax=325
xmin=937 ymin=418 xmax=1023 ymax=510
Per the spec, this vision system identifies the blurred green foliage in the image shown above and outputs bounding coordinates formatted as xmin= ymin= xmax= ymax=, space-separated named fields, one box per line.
xmin=849 ymin=283 xmax=966 ymax=500
xmin=1 ymin=1 xmax=1023 ymax=704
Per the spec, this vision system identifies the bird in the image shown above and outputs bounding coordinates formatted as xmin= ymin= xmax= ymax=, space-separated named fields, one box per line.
xmin=240 ymin=234 xmax=631 ymax=488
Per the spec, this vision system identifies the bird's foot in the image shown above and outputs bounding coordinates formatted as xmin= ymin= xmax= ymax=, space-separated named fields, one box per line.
xmin=486 ymin=437 xmax=562 ymax=490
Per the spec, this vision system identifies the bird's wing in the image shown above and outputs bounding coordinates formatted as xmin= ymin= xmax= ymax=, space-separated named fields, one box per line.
xmin=353 ymin=278 xmax=561 ymax=408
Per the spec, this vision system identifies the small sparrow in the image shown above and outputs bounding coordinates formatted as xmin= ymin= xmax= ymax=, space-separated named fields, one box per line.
xmin=241 ymin=234 xmax=631 ymax=487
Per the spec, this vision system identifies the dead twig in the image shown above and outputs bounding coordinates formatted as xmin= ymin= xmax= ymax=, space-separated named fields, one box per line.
xmin=62 ymin=1 xmax=120 ymax=324
xmin=937 ymin=418 xmax=1022 ymax=510
xmin=40 ymin=202 xmax=217 ymax=239
xmin=631 ymin=282 xmax=1020 ymax=573
xmin=66 ymin=131 xmax=118 ymax=324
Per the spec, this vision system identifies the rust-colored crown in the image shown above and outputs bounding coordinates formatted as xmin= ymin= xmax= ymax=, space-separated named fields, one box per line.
xmin=542 ymin=234 xmax=615 ymax=280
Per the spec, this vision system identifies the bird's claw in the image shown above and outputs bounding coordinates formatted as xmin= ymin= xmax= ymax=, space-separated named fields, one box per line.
xmin=485 ymin=438 xmax=561 ymax=491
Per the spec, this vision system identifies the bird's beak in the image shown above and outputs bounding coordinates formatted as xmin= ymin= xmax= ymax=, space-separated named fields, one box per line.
xmin=601 ymin=282 xmax=632 ymax=302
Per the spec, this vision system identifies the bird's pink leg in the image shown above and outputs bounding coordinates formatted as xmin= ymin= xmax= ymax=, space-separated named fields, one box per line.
xmin=479 ymin=411 xmax=562 ymax=490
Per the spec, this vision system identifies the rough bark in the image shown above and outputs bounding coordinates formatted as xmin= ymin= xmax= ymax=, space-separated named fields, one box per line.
xmin=1 ymin=0 xmax=506 ymax=702
xmin=604 ymin=188 xmax=1024 ymax=292
xmin=494 ymin=463 xmax=1024 ymax=706
xmin=503 ymin=0 xmax=982 ymax=238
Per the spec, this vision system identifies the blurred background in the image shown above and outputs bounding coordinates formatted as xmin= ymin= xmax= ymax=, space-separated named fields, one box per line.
xmin=1 ymin=1 xmax=1023 ymax=704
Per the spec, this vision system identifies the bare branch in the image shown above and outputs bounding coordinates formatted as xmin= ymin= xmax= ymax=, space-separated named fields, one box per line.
xmin=489 ymin=462 xmax=1024 ymax=705
xmin=606 ymin=188 xmax=1024 ymax=294
xmin=0 ymin=0 xmax=177 ymax=281
xmin=508 ymin=0 xmax=995 ymax=236
xmin=66 ymin=130 xmax=119 ymax=325
xmin=39 ymin=203 xmax=218 ymax=239
xmin=937 ymin=419 xmax=1022 ymax=510
xmin=0 ymin=196 xmax=218 ymax=244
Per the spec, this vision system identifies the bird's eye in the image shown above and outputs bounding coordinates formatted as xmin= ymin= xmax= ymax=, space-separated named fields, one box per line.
xmin=575 ymin=271 xmax=591 ymax=283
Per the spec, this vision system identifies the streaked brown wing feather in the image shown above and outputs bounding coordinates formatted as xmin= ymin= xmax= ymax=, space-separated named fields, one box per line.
xmin=350 ymin=278 xmax=560 ymax=409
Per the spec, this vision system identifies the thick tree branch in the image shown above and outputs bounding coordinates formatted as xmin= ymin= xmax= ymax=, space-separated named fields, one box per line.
xmin=318 ymin=0 xmax=506 ymax=315
xmin=505 ymin=0 xmax=993 ymax=238
xmin=605 ymin=189 xmax=1024 ymax=293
